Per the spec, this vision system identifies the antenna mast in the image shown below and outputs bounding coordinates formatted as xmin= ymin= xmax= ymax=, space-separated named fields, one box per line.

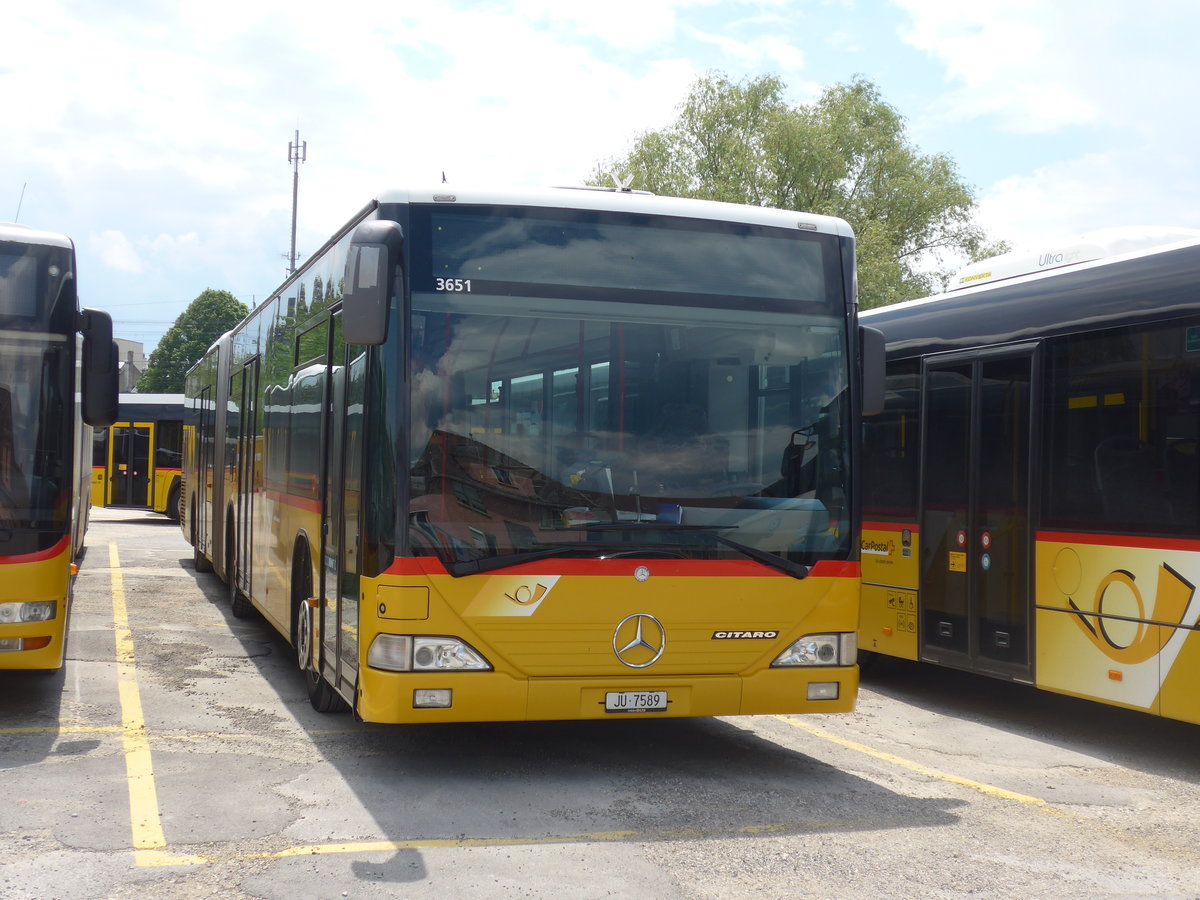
xmin=287 ymin=131 xmax=307 ymax=275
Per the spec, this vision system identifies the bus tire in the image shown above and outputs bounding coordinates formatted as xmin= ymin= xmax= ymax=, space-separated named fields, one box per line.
xmin=228 ymin=561 xmax=254 ymax=619
xmin=292 ymin=543 xmax=345 ymax=714
xmin=191 ymin=506 xmax=212 ymax=573
xmin=166 ymin=480 xmax=181 ymax=522
xmin=226 ymin=525 xmax=254 ymax=619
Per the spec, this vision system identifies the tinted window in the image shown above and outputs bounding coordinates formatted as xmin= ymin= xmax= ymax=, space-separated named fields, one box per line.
xmin=1042 ymin=318 xmax=1200 ymax=535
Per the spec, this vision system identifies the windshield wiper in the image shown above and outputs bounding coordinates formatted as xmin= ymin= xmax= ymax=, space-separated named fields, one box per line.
xmin=445 ymin=545 xmax=583 ymax=577
xmin=447 ymin=527 xmax=811 ymax=580
xmin=710 ymin=533 xmax=809 ymax=580
xmin=578 ymin=523 xmax=810 ymax=579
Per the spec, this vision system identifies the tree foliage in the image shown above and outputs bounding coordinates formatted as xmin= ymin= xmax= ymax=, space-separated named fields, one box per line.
xmin=593 ymin=73 xmax=1009 ymax=308
xmin=137 ymin=289 xmax=249 ymax=393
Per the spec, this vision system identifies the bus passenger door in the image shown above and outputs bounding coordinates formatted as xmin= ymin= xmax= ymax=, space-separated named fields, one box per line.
xmin=234 ymin=359 xmax=259 ymax=598
xmin=195 ymin=387 xmax=214 ymax=558
xmin=919 ymin=348 xmax=1035 ymax=681
xmin=109 ymin=421 xmax=153 ymax=507
xmin=319 ymin=314 xmax=360 ymax=702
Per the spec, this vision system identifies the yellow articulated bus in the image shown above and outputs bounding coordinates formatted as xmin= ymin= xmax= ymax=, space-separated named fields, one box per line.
xmin=91 ymin=393 xmax=185 ymax=520
xmin=0 ymin=222 xmax=117 ymax=671
xmin=183 ymin=186 xmax=883 ymax=723
xmin=860 ymin=229 xmax=1200 ymax=725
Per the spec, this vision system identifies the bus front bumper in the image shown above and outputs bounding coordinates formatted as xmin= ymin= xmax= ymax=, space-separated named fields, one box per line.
xmin=354 ymin=665 xmax=858 ymax=724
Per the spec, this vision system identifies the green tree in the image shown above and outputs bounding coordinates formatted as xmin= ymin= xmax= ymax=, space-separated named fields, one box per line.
xmin=137 ymin=289 xmax=249 ymax=393
xmin=594 ymin=73 xmax=1009 ymax=307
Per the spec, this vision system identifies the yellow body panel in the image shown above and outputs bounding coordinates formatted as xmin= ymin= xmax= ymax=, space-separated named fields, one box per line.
xmin=1035 ymin=537 xmax=1200 ymax=725
xmin=859 ymin=524 xmax=920 ymax=660
xmin=90 ymin=466 xmax=104 ymax=507
xmin=244 ymin=496 xmax=862 ymax=723
xmin=352 ymin=568 xmax=859 ymax=724
xmin=0 ymin=542 xmax=73 ymax=671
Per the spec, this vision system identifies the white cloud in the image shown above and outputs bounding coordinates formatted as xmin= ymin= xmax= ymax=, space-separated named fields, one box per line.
xmin=977 ymin=150 xmax=1200 ymax=248
xmin=90 ymin=230 xmax=144 ymax=273
xmin=894 ymin=2 xmax=1200 ymax=136
xmin=686 ymin=28 xmax=805 ymax=70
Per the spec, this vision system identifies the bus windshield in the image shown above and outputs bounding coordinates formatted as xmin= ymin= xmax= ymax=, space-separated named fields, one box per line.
xmin=407 ymin=206 xmax=851 ymax=571
xmin=0 ymin=240 xmax=76 ymax=551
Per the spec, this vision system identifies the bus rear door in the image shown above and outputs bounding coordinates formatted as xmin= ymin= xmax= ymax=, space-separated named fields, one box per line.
xmin=109 ymin=421 xmax=154 ymax=508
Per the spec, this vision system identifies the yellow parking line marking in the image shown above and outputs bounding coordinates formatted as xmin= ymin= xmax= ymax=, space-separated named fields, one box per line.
xmin=133 ymin=821 xmax=856 ymax=867
xmin=774 ymin=715 xmax=1063 ymax=815
xmin=255 ymin=831 xmax=639 ymax=859
xmin=109 ymin=543 xmax=205 ymax=867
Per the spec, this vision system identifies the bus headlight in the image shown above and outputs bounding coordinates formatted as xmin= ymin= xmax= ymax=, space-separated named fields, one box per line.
xmin=0 ymin=601 xmax=57 ymax=624
xmin=771 ymin=632 xmax=856 ymax=667
xmin=367 ymin=634 xmax=492 ymax=672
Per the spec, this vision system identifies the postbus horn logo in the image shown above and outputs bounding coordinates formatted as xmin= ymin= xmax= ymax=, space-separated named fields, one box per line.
xmin=1067 ymin=563 xmax=1195 ymax=664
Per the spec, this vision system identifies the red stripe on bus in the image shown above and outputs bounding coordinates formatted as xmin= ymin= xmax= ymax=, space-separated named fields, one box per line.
xmin=0 ymin=535 xmax=69 ymax=564
xmin=262 ymin=488 xmax=322 ymax=514
xmin=1037 ymin=530 xmax=1200 ymax=553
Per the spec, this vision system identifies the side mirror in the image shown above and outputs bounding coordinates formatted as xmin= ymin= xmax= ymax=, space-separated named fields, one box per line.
xmin=343 ymin=220 xmax=404 ymax=346
xmin=79 ymin=308 xmax=118 ymax=426
xmin=859 ymin=325 xmax=885 ymax=417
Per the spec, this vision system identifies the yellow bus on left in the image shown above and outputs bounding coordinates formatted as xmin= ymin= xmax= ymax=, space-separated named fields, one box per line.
xmin=0 ymin=222 xmax=118 ymax=672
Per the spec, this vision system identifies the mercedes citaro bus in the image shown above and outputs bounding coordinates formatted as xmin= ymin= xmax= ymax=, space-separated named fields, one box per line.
xmin=183 ymin=186 xmax=883 ymax=723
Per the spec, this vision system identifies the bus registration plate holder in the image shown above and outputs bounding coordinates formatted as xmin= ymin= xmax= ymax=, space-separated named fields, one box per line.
xmin=605 ymin=690 xmax=668 ymax=713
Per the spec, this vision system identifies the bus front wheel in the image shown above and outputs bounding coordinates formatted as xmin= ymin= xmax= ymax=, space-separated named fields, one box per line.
xmin=292 ymin=551 xmax=345 ymax=713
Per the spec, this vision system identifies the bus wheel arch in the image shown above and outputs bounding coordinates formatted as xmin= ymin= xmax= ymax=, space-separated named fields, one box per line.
xmin=290 ymin=533 xmax=344 ymax=713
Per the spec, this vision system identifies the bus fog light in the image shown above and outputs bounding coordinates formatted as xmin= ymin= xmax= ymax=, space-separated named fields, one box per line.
xmin=807 ymin=682 xmax=840 ymax=701
xmin=0 ymin=601 xmax=56 ymax=624
xmin=772 ymin=632 xmax=855 ymax=667
xmin=413 ymin=689 xmax=452 ymax=708
xmin=0 ymin=638 xmax=21 ymax=651
xmin=367 ymin=634 xmax=412 ymax=671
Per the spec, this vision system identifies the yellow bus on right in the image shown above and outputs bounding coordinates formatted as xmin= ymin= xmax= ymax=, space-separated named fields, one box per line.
xmin=860 ymin=228 xmax=1200 ymax=726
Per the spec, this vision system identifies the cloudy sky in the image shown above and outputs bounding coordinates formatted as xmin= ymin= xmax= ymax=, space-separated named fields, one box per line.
xmin=6 ymin=0 xmax=1198 ymax=353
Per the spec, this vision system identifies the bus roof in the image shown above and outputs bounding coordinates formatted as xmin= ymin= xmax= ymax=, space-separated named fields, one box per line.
xmin=948 ymin=226 xmax=1200 ymax=290
xmin=119 ymin=393 xmax=185 ymax=406
xmin=862 ymin=231 xmax=1200 ymax=357
xmin=375 ymin=185 xmax=856 ymax=239
xmin=0 ymin=222 xmax=73 ymax=250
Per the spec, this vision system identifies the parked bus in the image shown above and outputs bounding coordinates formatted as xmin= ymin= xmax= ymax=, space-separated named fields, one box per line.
xmin=91 ymin=393 xmax=185 ymax=520
xmin=0 ymin=222 xmax=118 ymax=671
xmin=860 ymin=229 xmax=1200 ymax=726
xmin=183 ymin=186 xmax=883 ymax=723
